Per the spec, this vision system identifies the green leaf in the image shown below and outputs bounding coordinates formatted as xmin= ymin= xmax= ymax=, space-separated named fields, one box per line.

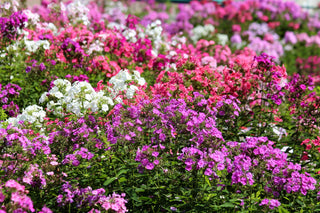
xmin=256 ymin=190 xmax=260 ymax=198
xmin=135 ymin=188 xmax=145 ymax=193
xmin=220 ymin=203 xmax=234 ymax=208
xmin=139 ymin=196 xmax=152 ymax=201
xmin=117 ymin=169 xmax=129 ymax=177
xmin=204 ymin=175 xmax=211 ymax=187
xmin=103 ymin=177 xmax=117 ymax=186
xmin=118 ymin=177 xmax=127 ymax=183
xmin=296 ymin=199 xmax=305 ymax=207
xmin=278 ymin=206 xmax=290 ymax=213
xmin=99 ymin=174 xmax=108 ymax=179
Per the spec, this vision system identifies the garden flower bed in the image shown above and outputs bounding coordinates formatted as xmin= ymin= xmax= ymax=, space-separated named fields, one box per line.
xmin=1 ymin=0 xmax=320 ymax=212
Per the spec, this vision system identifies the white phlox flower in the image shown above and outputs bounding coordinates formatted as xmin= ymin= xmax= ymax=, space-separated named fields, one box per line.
xmin=39 ymin=78 xmax=118 ymax=116
xmin=126 ymin=85 xmax=138 ymax=99
xmin=65 ymin=0 xmax=90 ymax=26
xmin=217 ymin=33 xmax=229 ymax=46
xmin=123 ymin=28 xmax=137 ymax=43
xmin=191 ymin=24 xmax=215 ymax=43
xmin=6 ymin=105 xmax=46 ymax=128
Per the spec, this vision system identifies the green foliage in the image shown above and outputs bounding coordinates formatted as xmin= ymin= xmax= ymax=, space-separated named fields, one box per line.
xmin=0 ymin=108 xmax=7 ymax=121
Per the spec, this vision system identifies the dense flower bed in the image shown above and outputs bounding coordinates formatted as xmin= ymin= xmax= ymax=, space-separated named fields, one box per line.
xmin=1 ymin=0 xmax=320 ymax=212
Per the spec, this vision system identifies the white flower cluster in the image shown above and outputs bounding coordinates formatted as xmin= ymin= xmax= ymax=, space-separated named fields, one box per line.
xmin=145 ymin=20 xmax=163 ymax=56
xmin=87 ymin=40 xmax=104 ymax=54
xmin=191 ymin=24 xmax=215 ymax=43
xmin=7 ymin=105 xmax=46 ymax=127
xmin=216 ymin=33 xmax=229 ymax=46
xmin=65 ymin=0 xmax=90 ymax=26
xmin=166 ymin=50 xmax=177 ymax=60
xmin=170 ymin=34 xmax=187 ymax=49
xmin=114 ymin=20 xmax=160 ymax=44
xmin=6 ymin=42 xmax=19 ymax=52
xmin=270 ymin=123 xmax=287 ymax=141
xmin=38 ymin=69 xmax=146 ymax=117
xmin=122 ymin=28 xmax=137 ymax=43
xmin=109 ymin=69 xmax=146 ymax=99
xmin=104 ymin=1 xmax=128 ymax=14
xmin=164 ymin=63 xmax=177 ymax=72
xmin=107 ymin=22 xmax=125 ymax=30
xmin=5 ymin=30 xmax=50 ymax=55
xmin=23 ymin=9 xmax=40 ymax=26
xmin=0 ymin=50 xmax=5 ymax=58
xmin=2 ymin=71 xmax=147 ymax=129
xmin=105 ymin=1 xmax=127 ymax=30
xmin=35 ymin=23 xmax=58 ymax=35
xmin=165 ymin=34 xmax=187 ymax=60
xmin=146 ymin=20 xmax=163 ymax=42
xmin=0 ymin=0 xmax=19 ymax=12
xmin=40 ymin=79 xmax=114 ymax=117
xmin=24 ymin=39 xmax=50 ymax=54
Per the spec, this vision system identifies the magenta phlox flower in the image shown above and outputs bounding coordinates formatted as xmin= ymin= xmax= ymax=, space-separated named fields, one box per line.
xmin=209 ymin=150 xmax=225 ymax=163
xmin=5 ymin=180 xmax=25 ymax=192
xmin=23 ymin=164 xmax=46 ymax=188
xmin=39 ymin=205 xmax=53 ymax=213
xmin=98 ymin=192 xmax=127 ymax=213
xmin=260 ymin=198 xmax=281 ymax=209
xmin=0 ymin=191 xmax=5 ymax=202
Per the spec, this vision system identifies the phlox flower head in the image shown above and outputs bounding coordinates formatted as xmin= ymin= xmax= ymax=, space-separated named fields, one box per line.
xmin=259 ymin=199 xmax=281 ymax=210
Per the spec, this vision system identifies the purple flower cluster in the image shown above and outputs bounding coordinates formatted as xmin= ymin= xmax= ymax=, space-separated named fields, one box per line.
xmin=0 ymin=11 xmax=28 ymax=40
xmin=25 ymin=59 xmax=47 ymax=73
xmin=253 ymin=53 xmax=287 ymax=105
xmin=0 ymin=83 xmax=21 ymax=101
xmin=65 ymin=74 xmax=89 ymax=83
xmin=215 ymin=95 xmax=241 ymax=121
xmin=60 ymin=38 xmax=88 ymax=67
xmin=61 ymin=38 xmax=85 ymax=54
xmin=57 ymin=182 xmax=104 ymax=207
xmin=259 ymin=198 xmax=281 ymax=209
xmin=62 ymin=147 xmax=94 ymax=166
xmin=0 ymin=83 xmax=21 ymax=117
xmin=285 ymin=73 xmax=314 ymax=103
xmin=48 ymin=117 xmax=99 ymax=155
xmin=104 ymin=93 xmax=318 ymax=210
xmin=135 ymin=144 xmax=163 ymax=172
xmin=57 ymin=182 xmax=127 ymax=212
xmin=0 ymin=125 xmax=51 ymax=157
xmin=105 ymin=94 xmax=224 ymax=149
xmin=284 ymin=171 xmax=317 ymax=195
xmin=165 ymin=1 xmax=216 ymax=35
xmin=23 ymin=164 xmax=47 ymax=189
xmin=177 ymin=136 xmax=317 ymax=207
xmin=284 ymin=31 xmax=298 ymax=45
